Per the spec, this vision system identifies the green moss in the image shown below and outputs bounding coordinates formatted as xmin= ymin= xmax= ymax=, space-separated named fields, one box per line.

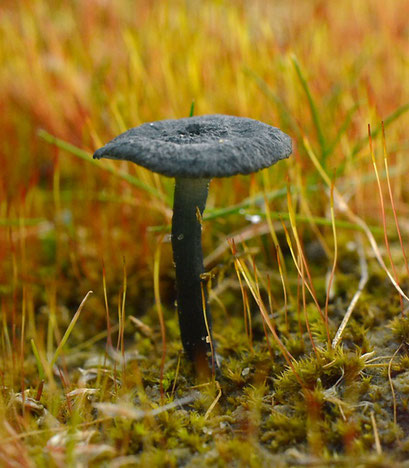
xmin=390 ymin=315 xmax=409 ymax=344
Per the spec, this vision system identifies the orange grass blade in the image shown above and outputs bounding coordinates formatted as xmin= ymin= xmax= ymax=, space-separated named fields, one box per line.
xmin=286 ymin=183 xmax=327 ymax=328
xmin=382 ymin=123 xmax=409 ymax=297
xmin=303 ymin=136 xmax=409 ymax=303
xmin=283 ymin=188 xmax=330 ymax=347
xmin=233 ymin=253 xmax=253 ymax=352
xmin=275 ymin=245 xmax=289 ymax=334
xmin=369 ymin=124 xmax=403 ymax=315
xmin=230 ymin=241 xmax=304 ymax=388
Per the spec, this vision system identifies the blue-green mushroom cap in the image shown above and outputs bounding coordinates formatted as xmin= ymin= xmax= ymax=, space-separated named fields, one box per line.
xmin=93 ymin=114 xmax=292 ymax=178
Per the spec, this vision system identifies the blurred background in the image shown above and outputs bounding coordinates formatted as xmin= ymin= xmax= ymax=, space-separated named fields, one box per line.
xmin=1 ymin=0 xmax=409 ymax=350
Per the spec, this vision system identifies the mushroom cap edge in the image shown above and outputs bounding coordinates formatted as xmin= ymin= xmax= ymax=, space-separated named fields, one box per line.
xmin=93 ymin=114 xmax=292 ymax=178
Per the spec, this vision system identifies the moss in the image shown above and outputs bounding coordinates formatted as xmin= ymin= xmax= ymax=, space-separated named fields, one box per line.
xmin=390 ymin=315 xmax=409 ymax=344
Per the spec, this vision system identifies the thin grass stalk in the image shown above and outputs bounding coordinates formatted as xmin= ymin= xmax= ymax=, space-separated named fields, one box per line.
xmin=46 ymin=283 xmax=56 ymax=363
xmin=260 ymin=293 xmax=274 ymax=358
xmin=20 ymin=286 xmax=26 ymax=404
xmin=296 ymin=267 xmax=303 ymax=339
xmin=244 ymin=289 xmax=253 ymax=353
xmin=291 ymin=55 xmax=326 ymax=157
xmin=153 ymin=238 xmax=166 ymax=401
xmin=280 ymin=217 xmax=327 ymax=340
xmin=230 ymin=240 xmax=304 ymax=388
xmin=324 ymin=179 xmax=338 ymax=349
xmin=300 ymin=251 xmax=319 ymax=359
xmin=201 ymin=283 xmax=216 ymax=380
xmin=276 ymin=245 xmax=289 ymax=334
xmin=171 ymin=352 xmax=182 ymax=399
xmin=30 ymin=339 xmax=45 ymax=381
xmin=382 ymin=123 xmax=409 ymax=294
xmin=102 ymin=259 xmax=112 ymax=349
xmin=234 ymin=260 xmax=252 ymax=352
xmin=368 ymin=124 xmax=403 ymax=315
xmin=50 ymin=291 xmax=93 ymax=367
xmin=58 ymin=367 xmax=72 ymax=416
xmin=286 ymin=184 xmax=326 ymax=326
xmin=121 ymin=258 xmax=127 ymax=375
xmin=9 ymin=227 xmax=17 ymax=382
xmin=266 ymin=275 xmax=276 ymax=330
xmin=236 ymin=256 xmax=304 ymax=387
xmin=303 ymin=135 xmax=409 ymax=303
xmin=388 ymin=344 xmax=402 ymax=428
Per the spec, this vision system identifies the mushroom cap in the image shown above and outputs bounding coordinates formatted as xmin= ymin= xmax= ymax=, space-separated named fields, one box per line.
xmin=93 ymin=114 xmax=292 ymax=178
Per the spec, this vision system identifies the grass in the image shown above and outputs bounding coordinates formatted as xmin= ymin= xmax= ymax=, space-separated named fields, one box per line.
xmin=1 ymin=0 xmax=409 ymax=466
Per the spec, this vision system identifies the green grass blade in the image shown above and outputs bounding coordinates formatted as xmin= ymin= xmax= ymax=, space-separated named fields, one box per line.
xmin=323 ymin=104 xmax=358 ymax=163
xmin=189 ymin=100 xmax=195 ymax=117
xmin=38 ymin=130 xmax=167 ymax=202
xmin=31 ymin=339 xmax=45 ymax=380
xmin=350 ymin=102 xmax=409 ymax=158
xmin=258 ymin=211 xmax=382 ymax=234
xmin=291 ymin=55 xmax=327 ymax=158
xmin=243 ymin=67 xmax=299 ymax=135
xmin=50 ymin=291 xmax=93 ymax=367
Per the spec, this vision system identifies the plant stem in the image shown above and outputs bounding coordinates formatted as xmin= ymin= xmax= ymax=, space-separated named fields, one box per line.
xmin=171 ymin=177 xmax=213 ymax=367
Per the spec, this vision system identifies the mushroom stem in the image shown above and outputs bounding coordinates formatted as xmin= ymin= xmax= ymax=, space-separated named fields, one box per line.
xmin=171 ymin=177 xmax=214 ymax=367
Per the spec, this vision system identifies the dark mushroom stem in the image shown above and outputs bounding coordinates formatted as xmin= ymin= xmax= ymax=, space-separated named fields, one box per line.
xmin=171 ymin=177 xmax=215 ymax=369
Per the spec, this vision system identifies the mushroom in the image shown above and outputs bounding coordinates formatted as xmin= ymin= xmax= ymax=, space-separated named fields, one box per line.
xmin=93 ymin=114 xmax=292 ymax=371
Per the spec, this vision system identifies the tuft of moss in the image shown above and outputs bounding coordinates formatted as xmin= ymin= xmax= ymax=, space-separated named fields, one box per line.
xmin=390 ymin=315 xmax=409 ymax=344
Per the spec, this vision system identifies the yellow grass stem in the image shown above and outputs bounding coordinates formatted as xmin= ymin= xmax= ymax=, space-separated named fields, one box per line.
xmin=230 ymin=241 xmax=304 ymax=388
xmin=299 ymin=249 xmax=319 ymax=359
xmin=263 ymin=193 xmax=289 ymax=290
xmin=102 ymin=260 xmax=112 ymax=349
xmin=244 ymin=288 xmax=253 ymax=353
xmin=276 ymin=245 xmax=289 ymax=334
xmin=201 ymin=282 xmax=216 ymax=379
xmin=303 ymin=136 xmax=409 ymax=303
xmin=121 ymin=258 xmax=127 ymax=361
xmin=171 ymin=352 xmax=182 ymax=400
xmin=153 ymin=238 xmax=166 ymax=401
xmin=382 ymin=123 xmax=409 ymax=289
xmin=285 ymin=188 xmax=330 ymax=347
xmin=369 ymin=124 xmax=403 ymax=315
xmin=262 ymin=278 xmax=274 ymax=357
xmin=370 ymin=411 xmax=382 ymax=455
xmin=234 ymin=257 xmax=252 ymax=352
xmin=204 ymin=381 xmax=222 ymax=420
xmin=30 ymin=339 xmax=45 ymax=381
xmin=286 ymin=184 xmax=326 ymax=328
xmin=50 ymin=291 xmax=93 ymax=367
xmin=280 ymin=220 xmax=318 ymax=317
xmin=46 ymin=284 xmax=57 ymax=362
xmin=388 ymin=344 xmax=402 ymax=428
xmin=324 ymin=179 xmax=338 ymax=348
xmin=20 ymin=286 xmax=26 ymax=397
